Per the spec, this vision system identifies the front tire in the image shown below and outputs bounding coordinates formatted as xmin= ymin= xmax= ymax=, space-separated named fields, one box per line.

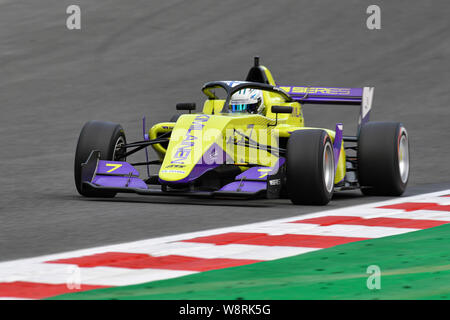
xmin=358 ymin=122 xmax=409 ymax=196
xmin=286 ymin=130 xmax=335 ymax=205
xmin=74 ymin=121 xmax=126 ymax=197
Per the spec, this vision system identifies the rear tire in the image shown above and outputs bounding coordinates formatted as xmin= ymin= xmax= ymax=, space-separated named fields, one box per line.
xmin=357 ymin=122 xmax=409 ymax=196
xmin=286 ymin=130 xmax=335 ymax=205
xmin=74 ymin=121 xmax=126 ymax=197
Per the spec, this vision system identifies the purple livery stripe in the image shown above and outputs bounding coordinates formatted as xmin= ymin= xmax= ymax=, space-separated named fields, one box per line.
xmin=279 ymin=86 xmax=363 ymax=105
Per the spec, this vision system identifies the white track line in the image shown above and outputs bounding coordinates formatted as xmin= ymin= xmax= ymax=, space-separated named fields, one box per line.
xmin=239 ymin=222 xmax=417 ymax=238
xmin=125 ymin=242 xmax=320 ymax=260
xmin=0 ymin=262 xmax=195 ymax=286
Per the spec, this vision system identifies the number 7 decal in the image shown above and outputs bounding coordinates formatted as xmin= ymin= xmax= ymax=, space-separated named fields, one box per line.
xmin=105 ymin=163 xmax=122 ymax=173
xmin=258 ymin=168 xmax=272 ymax=178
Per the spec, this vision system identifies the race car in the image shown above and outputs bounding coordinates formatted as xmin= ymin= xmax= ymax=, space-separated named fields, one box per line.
xmin=74 ymin=57 xmax=410 ymax=205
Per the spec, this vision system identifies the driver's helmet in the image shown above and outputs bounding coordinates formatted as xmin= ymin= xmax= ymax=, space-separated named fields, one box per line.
xmin=229 ymin=88 xmax=264 ymax=114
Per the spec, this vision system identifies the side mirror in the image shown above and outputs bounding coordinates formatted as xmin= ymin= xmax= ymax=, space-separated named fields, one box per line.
xmin=176 ymin=103 xmax=196 ymax=114
xmin=269 ymin=106 xmax=293 ymax=127
xmin=271 ymin=105 xmax=293 ymax=114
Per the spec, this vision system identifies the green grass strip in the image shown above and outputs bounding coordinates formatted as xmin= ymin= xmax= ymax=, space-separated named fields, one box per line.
xmin=49 ymin=224 xmax=450 ymax=300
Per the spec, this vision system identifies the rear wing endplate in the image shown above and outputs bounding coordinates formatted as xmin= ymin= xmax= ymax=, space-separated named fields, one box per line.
xmin=279 ymin=86 xmax=374 ymax=135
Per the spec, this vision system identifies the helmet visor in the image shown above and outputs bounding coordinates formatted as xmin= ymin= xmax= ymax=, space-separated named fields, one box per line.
xmin=229 ymin=101 xmax=259 ymax=113
xmin=230 ymin=104 xmax=248 ymax=112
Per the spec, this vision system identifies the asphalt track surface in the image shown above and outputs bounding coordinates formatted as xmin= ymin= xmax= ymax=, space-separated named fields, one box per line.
xmin=1 ymin=1 xmax=449 ymax=262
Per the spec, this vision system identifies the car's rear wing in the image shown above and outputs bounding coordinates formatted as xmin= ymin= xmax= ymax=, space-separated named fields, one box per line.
xmin=278 ymin=86 xmax=374 ymax=136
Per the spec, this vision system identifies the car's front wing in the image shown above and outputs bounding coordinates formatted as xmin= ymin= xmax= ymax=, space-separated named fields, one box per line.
xmin=80 ymin=150 xmax=283 ymax=199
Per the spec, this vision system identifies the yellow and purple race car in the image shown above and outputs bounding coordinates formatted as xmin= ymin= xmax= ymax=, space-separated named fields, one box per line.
xmin=74 ymin=57 xmax=409 ymax=205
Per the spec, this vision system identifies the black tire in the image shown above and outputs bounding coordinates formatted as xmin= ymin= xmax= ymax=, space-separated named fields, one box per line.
xmin=286 ymin=130 xmax=335 ymax=205
xmin=74 ymin=121 xmax=126 ymax=197
xmin=357 ymin=122 xmax=409 ymax=196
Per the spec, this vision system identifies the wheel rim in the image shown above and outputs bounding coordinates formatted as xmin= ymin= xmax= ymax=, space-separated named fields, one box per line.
xmin=323 ymin=142 xmax=335 ymax=193
xmin=113 ymin=136 xmax=126 ymax=161
xmin=398 ymin=133 xmax=409 ymax=183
